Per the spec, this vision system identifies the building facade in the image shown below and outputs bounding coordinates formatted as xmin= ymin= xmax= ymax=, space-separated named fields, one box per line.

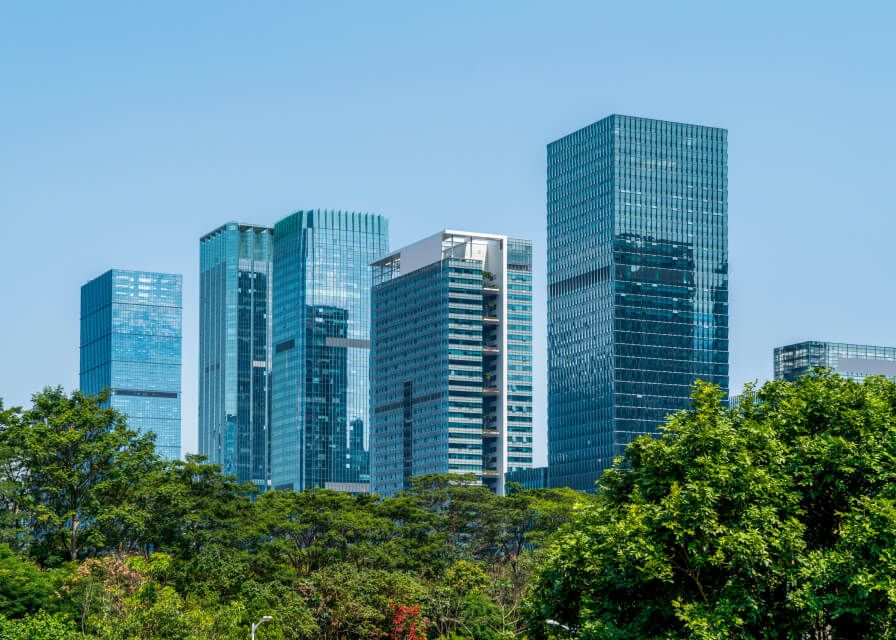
xmin=547 ymin=114 xmax=728 ymax=490
xmin=370 ymin=231 xmax=533 ymax=497
xmin=774 ymin=341 xmax=896 ymax=382
xmin=505 ymin=466 xmax=549 ymax=491
xmin=270 ymin=210 xmax=388 ymax=492
xmin=80 ymin=269 xmax=183 ymax=460
xmin=199 ymin=223 xmax=273 ymax=489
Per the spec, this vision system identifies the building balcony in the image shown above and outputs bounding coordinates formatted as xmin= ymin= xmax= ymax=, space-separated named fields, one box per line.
xmin=482 ymin=345 xmax=500 ymax=355
xmin=483 ymin=315 xmax=500 ymax=324
xmin=483 ymin=386 xmax=499 ymax=395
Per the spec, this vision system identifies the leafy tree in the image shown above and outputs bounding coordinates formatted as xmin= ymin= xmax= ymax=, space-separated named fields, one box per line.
xmin=0 ymin=384 xmax=592 ymax=640
xmin=249 ymin=488 xmax=392 ymax=578
xmin=0 ymin=545 xmax=66 ymax=619
xmin=309 ymin=563 xmax=426 ymax=640
xmin=0 ymin=401 xmax=31 ymax=549
xmin=150 ymin=455 xmax=253 ymax=559
xmin=67 ymin=554 xmax=145 ymax=635
xmin=389 ymin=602 xmax=424 ymax=640
xmin=0 ymin=611 xmax=80 ymax=640
xmin=235 ymin=580 xmax=318 ymax=640
xmin=177 ymin=543 xmax=251 ymax=601
xmin=402 ymin=474 xmax=496 ymax=551
xmin=526 ymin=374 xmax=896 ymax=639
xmin=427 ymin=560 xmax=493 ymax=638
xmin=372 ymin=492 xmax=449 ymax=576
xmin=2 ymin=388 xmax=158 ymax=564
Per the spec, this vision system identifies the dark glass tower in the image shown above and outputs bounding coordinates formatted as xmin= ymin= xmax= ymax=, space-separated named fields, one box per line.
xmin=199 ymin=223 xmax=273 ymax=489
xmin=80 ymin=269 xmax=183 ymax=460
xmin=303 ymin=304 xmax=349 ymax=488
xmin=547 ymin=114 xmax=728 ymax=490
xmin=270 ymin=210 xmax=388 ymax=492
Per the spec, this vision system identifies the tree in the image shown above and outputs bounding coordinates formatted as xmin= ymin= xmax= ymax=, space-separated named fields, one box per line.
xmin=66 ymin=554 xmax=145 ymax=635
xmin=0 ymin=401 xmax=30 ymax=549
xmin=0 ymin=545 xmax=59 ymax=618
xmin=426 ymin=560 xmax=494 ymax=639
xmin=526 ymin=374 xmax=896 ymax=639
xmin=148 ymin=455 xmax=254 ymax=561
xmin=309 ymin=563 xmax=426 ymax=640
xmin=400 ymin=474 xmax=497 ymax=567
xmin=3 ymin=388 xmax=158 ymax=564
xmin=235 ymin=580 xmax=318 ymax=640
xmin=0 ymin=384 xmax=597 ymax=639
xmin=0 ymin=611 xmax=80 ymax=640
xmin=249 ymin=488 xmax=394 ymax=579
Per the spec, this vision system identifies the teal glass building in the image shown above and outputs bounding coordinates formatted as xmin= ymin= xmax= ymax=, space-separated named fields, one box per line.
xmin=774 ymin=341 xmax=896 ymax=382
xmin=80 ymin=269 xmax=183 ymax=460
xmin=270 ymin=210 xmax=388 ymax=492
xmin=370 ymin=231 xmax=533 ymax=497
xmin=199 ymin=223 xmax=272 ymax=489
xmin=505 ymin=466 xmax=549 ymax=490
xmin=547 ymin=115 xmax=728 ymax=490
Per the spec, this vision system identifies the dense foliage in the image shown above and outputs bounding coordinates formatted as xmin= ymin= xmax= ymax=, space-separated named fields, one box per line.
xmin=0 ymin=387 xmax=585 ymax=639
xmin=527 ymin=373 xmax=896 ymax=639
xmin=6 ymin=372 xmax=896 ymax=639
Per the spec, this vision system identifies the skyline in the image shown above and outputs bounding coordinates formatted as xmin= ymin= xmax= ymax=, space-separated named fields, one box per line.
xmin=3 ymin=3 xmax=896 ymax=464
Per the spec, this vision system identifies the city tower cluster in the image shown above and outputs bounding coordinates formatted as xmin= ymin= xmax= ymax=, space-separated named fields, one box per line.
xmin=77 ymin=114 xmax=896 ymax=495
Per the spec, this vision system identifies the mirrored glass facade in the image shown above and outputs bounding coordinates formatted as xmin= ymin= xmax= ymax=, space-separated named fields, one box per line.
xmin=505 ymin=465 xmax=549 ymax=490
xmin=506 ymin=239 xmax=534 ymax=475
xmin=270 ymin=210 xmax=388 ymax=492
xmin=774 ymin=341 xmax=896 ymax=382
xmin=80 ymin=269 xmax=183 ymax=460
xmin=370 ymin=231 xmax=532 ymax=497
xmin=547 ymin=114 xmax=728 ymax=490
xmin=199 ymin=223 xmax=272 ymax=489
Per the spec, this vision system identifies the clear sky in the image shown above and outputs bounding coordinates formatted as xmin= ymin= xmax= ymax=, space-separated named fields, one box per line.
xmin=2 ymin=2 xmax=894 ymax=464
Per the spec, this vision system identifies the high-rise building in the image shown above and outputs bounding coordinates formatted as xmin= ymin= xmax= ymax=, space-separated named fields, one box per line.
xmin=774 ymin=341 xmax=896 ymax=382
xmin=80 ymin=269 xmax=183 ymax=460
xmin=505 ymin=466 xmax=549 ymax=490
xmin=547 ymin=114 xmax=728 ymax=490
xmin=370 ymin=231 xmax=533 ymax=497
xmin=199 ymin=223 xmax=273 ymax=489
xmin=270 ymin=210 xmax=388 ymax=492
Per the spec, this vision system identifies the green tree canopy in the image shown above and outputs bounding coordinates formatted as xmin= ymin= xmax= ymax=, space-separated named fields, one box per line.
xmin=0 ymin=545 xmax=59 ymax=618
xmin=0 ymin=385 xmax=590 ymax=639
xmin=0 ymin=611 xmax=80 ymax=640
xmin=526 ymin=373 xmax=896 ymax=639
xmin=0 ymin=388 xmax=158 ymax=564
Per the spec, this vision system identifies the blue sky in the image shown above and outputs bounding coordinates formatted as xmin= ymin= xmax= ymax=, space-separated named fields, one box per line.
xmin=1 ymin=2 xmax=894 ymax=463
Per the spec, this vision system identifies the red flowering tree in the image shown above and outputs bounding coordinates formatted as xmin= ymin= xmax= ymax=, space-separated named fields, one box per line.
xmin=389 ymin=602 xmax=424 ymax=640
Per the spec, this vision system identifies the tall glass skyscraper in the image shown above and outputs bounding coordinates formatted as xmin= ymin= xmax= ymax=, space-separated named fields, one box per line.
xmin=199 ymin=223 xmax=273 ymax=489
xmin=270 ymin=210 xmax=388 ymax=492
xmin=775 ymin=341 xmax=896 ymax=382
xmin=80 ymin=269 xmax=183 ymax=460
xmin=370 ymin=231 xmax=533 ymax=497
xmin=547 ymin=114 xmax=728 ymax=490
